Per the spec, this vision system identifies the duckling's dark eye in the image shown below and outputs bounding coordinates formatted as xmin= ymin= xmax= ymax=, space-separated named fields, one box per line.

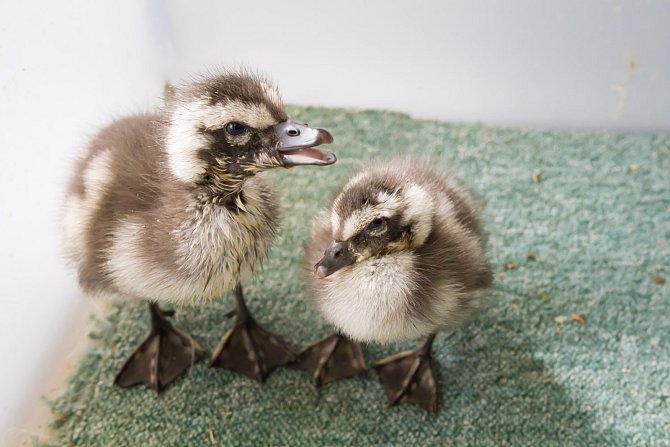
xmin=225 ymin=122 xmax=247 ymax=136
xmin=366 ymin=218 xmax=385 ymax=232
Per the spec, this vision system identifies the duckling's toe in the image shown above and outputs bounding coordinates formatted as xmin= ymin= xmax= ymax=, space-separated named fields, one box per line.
xmin=293 ymin=333 xmax=367 ymax=388
xmin=373 ymin=341 xmax=438 ymax=412
xmin=115 ymin=304 xmax=204 ymax=394
xmin=210 ymin=318 xmax=295 ymax=382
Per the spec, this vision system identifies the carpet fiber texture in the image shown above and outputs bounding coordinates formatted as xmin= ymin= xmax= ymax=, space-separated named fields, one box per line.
xmin=44 ymin=107 xmax=669 ymax=446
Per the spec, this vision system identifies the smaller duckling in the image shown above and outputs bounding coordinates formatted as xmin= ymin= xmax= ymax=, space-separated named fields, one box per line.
xmin=298 ymin=159 xmax=492 ymax=411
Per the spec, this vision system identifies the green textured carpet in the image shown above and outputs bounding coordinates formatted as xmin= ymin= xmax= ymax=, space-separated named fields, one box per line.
xmin=44 ymin=107 xmax=669 ymax=446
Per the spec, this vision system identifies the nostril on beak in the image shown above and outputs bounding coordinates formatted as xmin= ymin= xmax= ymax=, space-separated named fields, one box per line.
xmin=287 ymin=128 xmax=300 ymax=137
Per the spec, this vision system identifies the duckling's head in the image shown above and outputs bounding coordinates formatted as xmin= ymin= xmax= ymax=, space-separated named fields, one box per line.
xmin=315 ymin=168 xmax=434 ymax=278
xmin=164 ymin=70 xmax=335 ymax=195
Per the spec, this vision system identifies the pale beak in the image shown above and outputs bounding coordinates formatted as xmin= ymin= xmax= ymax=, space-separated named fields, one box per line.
xmin=275 ymin=119 xmax=336 ymax=167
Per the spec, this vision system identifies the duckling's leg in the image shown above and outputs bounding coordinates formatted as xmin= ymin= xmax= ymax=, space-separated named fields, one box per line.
xmin=373 ymin=333 xmax=438 ymax=412
xmin=292 ymin=333 xmax=367 ymax=388
xmin=210 ymin=284 xmax=296 ymax=382
xmin=115 ymin=303 xmax=204 ymax=393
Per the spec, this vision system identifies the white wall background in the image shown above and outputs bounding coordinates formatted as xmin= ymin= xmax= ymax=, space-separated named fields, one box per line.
xmin=160 ymin=0 xmax=670 ymax=132
xmin=1 ymin=0 xmax=669 ymax=441
xmin=0 ymin=1 xmax=165 ymax=441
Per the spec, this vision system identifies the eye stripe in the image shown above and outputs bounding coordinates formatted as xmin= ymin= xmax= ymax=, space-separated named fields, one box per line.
xmin=184 ymin=99 xmax=278 ymax=130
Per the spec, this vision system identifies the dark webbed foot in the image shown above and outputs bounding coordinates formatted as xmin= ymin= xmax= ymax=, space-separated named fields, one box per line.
xmin=210 ymin=284 xmax=295 ymax=382
xmin=373 ymin=334 xmax=438 ymax=412
xmin=115 ymin=303 xmax=204 ymax=393
xmin=293 ymin=333 xmax=367 ymax=388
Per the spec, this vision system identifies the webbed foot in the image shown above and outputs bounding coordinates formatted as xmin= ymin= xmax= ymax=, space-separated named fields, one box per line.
xmin=210 ymin=284 xmax=295 ymax=382
xmin=293 ymin=333 xmax=367 ymax=388
xmin=373 ymin=334 xmax=438 ymax=412
xmin=115 ymin=304 xmax=203 ymax=393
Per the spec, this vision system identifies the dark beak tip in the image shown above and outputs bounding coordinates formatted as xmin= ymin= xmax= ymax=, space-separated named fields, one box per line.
xmin=319 ymin=129 xmax=334 ymax=144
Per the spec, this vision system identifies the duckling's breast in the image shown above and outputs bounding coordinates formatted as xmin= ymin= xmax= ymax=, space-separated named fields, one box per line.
xmin=171 ymin=194 xmax=277 ymax=302
xmin=103 ymin=176 xmax=278 ymax=304
xmin=316 ymin=252 xmax=434 ymax=343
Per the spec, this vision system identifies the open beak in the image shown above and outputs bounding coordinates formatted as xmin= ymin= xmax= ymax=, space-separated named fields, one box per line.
xmin=275 ymin=119 xmax=336 ymax=167
xmin=314 ymin=240 xmax=356 ymax=279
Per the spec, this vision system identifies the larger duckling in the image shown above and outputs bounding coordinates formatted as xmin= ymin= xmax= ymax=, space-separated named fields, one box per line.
xmin=64 ymin=70 xmax=335 ymax=393
xmin=299 ymin=159 xmax=491 ymax=411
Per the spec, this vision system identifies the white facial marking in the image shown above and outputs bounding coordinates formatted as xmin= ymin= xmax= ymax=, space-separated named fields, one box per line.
xmin=340 ymin=191 xmax=402 ymax=241
xmin=331 ymin=211 xmax=341 ymax=235
xmin=165 ymin=99 xmax=278 ymax=183
xmin=165 ymin=100 xmax=210 ymax=183
xmin=341 ymin=206 xmax=371 ymax=241
xmin=401 ymin=184 xmax=434 ymax=246
xmin=213 ymin=100 xmax=277 ymax=130
xmin=330 ymin=171 xmax=370 ymax=238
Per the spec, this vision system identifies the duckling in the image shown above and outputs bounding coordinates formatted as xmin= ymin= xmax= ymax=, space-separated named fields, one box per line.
xmin=299 ymin=159 xmax=492 ymax=411
xmin=64 ymin=70 xmax=336 ymax=393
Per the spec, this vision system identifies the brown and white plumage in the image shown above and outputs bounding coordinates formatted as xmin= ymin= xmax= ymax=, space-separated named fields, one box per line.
xmin=298 ymin=159 xmax=491 ymax=411
xmin=64 ymin=70 xmax=335 ymax=392
xmin=65 ymin=72 xmax=333 ymax=304
xmin=65 ymin=114 xmax=280 ymax=304
xmin=305 ymin=159 xmax=492 ymax=342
